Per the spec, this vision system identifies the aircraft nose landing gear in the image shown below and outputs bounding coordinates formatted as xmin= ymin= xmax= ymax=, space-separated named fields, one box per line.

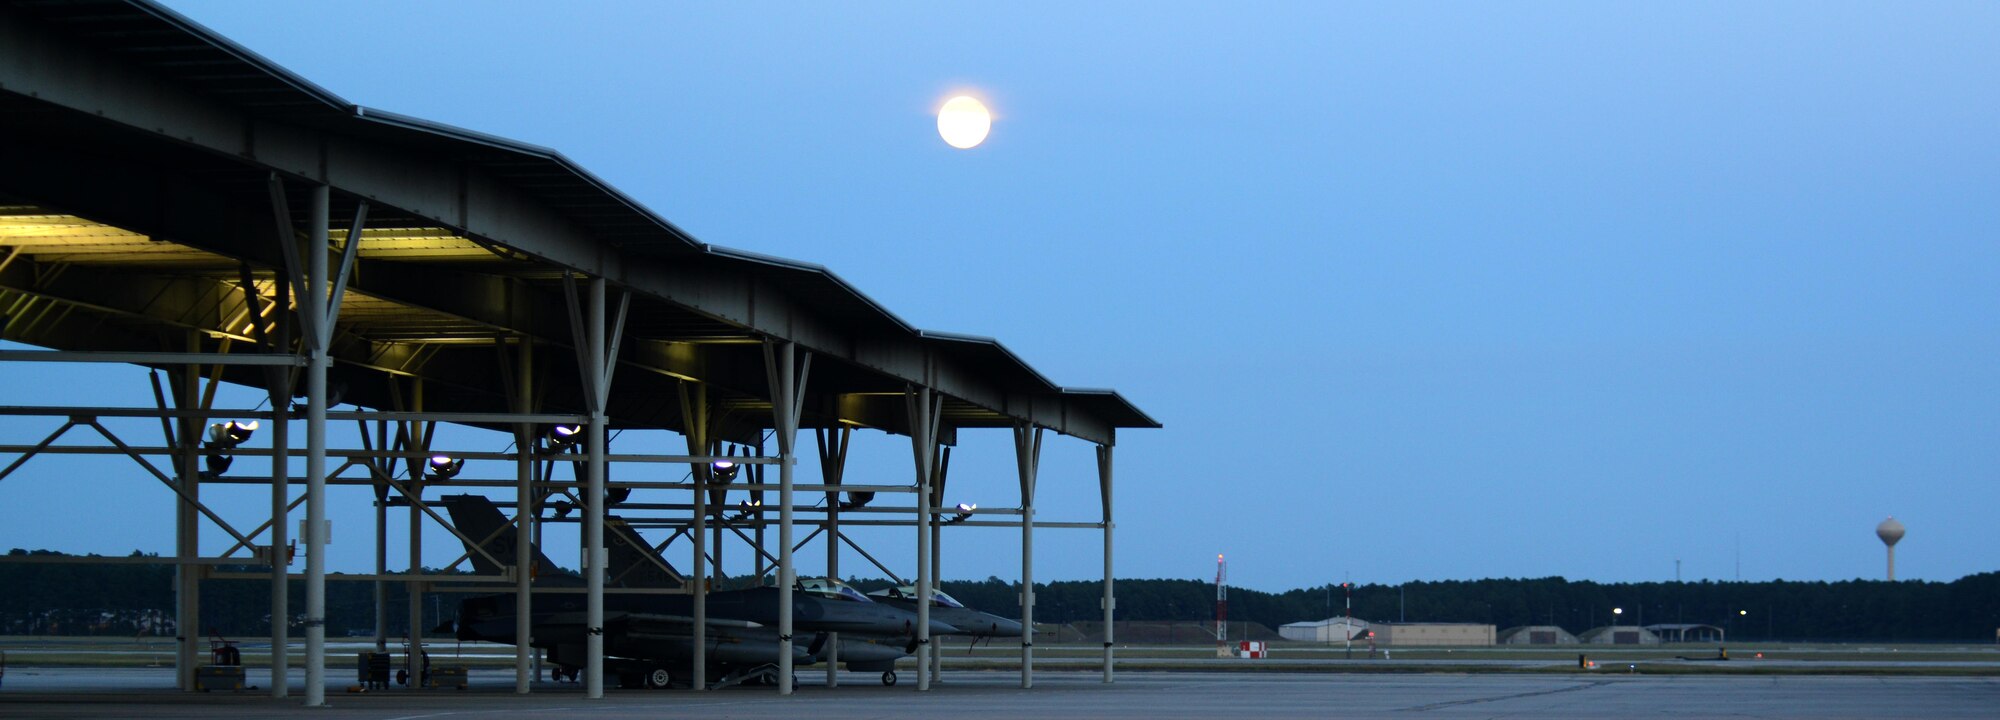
xmin=881 ymin=670 xmax=898 ymax=686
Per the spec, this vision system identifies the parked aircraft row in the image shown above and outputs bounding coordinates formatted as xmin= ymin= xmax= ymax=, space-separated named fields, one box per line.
xmin=442 ymin=494 xmax=1021 ymax=688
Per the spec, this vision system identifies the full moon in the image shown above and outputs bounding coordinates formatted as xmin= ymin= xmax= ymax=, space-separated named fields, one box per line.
xmin=937 ymin=96 xmax=991 ymax=149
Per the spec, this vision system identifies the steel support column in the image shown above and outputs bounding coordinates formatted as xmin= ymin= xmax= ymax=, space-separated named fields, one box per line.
xmin=1014 ymin=423 xmax=1043 ymax=689
xmin=583 ymin=277 xmax=608 ymax=699
xmin=513 ymin=339 xmax=534 ymax=693
xmin=369 ymin=426 xmax=389 ymax=663
xmin=927 ymin=447 xmax=949 ymax=684
xmin=174 ymin=353 xmax=200 ymax=691
xmin=1098 ymin=443 xmax=1115 ymax=683
xmin=906 ymin=388 xmax=941 ymax=692
xmin=679 ymin=381 xmax=709 ymax=690
xmin=816 ymin=426 xmax=850 ymax=688
xmin=369 ymin=417 xmax=388 ymax=658
xmin=763 ymin=340 xmax=809 ymax=695
xmin=268 ymin=386 xmax=291 ymax=696
xmin=373 ymin=473 xmax=386 ymax=656
xmin=406 ymin=386 xmax=426 ymax=694
xmin=560 ymin=274 xmax=625 ymax=698
xmin=302 ymin=183 xmax=330 ymax=706
xmin=262 ymin=264 xmax=297 ymax=696
xmin=751 ymin=447 xmax=765 ymax=580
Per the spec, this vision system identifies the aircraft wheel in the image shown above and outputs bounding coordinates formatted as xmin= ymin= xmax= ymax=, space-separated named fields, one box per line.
xmin=646 ymin=667 xmax=672 ymax=689
xmin=881 ymin=670 xmax=897 ymax=687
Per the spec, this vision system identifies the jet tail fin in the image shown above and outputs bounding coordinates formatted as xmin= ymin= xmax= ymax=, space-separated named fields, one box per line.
xmin=440 ymin=494 xmax=570 ymax=584
xmin=605 ymin=518 xmax=683 ymax=589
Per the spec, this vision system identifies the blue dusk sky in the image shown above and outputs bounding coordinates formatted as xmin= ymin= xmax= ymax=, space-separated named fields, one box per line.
xmin=1 ymin=1 xmax=1995 ymax=592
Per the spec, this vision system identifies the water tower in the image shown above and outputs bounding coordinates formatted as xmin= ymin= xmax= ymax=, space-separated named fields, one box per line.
xmin=1875 ymin=517 xmax=1905 ymax=581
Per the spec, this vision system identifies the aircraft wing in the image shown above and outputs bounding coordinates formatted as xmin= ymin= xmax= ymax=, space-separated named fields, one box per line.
xmin=617 ymin=612 xmax=765 ymax=630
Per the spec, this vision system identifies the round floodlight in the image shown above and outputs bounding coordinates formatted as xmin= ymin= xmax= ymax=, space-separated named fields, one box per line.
xmin=543 ymin=424 xmax=582 ymax=451
xmin=207 ymin=420 xmax=259 ymax=448
xmin=427 ymin=454 xmax=464 ymax=481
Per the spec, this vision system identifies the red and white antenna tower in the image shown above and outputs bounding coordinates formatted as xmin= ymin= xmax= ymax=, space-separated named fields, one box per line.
xmin=1215 ymin=553 xmax=1229 ymax=643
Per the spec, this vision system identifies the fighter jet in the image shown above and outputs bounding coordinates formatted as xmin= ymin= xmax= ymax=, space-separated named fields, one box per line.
xmin=866 ymin=584 xmax=1025 ymax=642
xmin=440 ymin=494 xmax=954 ymax=688
xmin=793 ymin=576 xmax=929 ymax=686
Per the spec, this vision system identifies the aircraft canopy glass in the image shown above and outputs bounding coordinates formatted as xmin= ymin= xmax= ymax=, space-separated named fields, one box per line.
xmin=799 ymin=577 xmax=873 ymax=603
xmin=871 ymin=584 xmax=966 ymax=608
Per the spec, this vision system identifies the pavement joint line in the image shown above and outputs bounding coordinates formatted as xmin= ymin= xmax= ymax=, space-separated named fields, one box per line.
xmin=1399 ymin=679 xmax=1610 ymax=712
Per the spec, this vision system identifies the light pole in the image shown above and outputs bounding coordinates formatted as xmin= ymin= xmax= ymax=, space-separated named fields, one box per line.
xmin=1343 ymin=583 xmax=1352 ymax=660
xmin=1612 ymin=607 xmax=1623 ymax=631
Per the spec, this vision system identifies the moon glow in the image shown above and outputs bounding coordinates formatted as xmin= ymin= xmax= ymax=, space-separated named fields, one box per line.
xmin=937 ymin=95 xmax=992 ymax=149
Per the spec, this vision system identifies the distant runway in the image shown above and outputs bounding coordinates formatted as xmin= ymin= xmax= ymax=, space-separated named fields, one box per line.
xmin=4 ymin=668 xmax=1998 ymax=718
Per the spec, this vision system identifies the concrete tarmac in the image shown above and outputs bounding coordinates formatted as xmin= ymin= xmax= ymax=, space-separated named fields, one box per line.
xmin=3 ymin=667 xmax=1997 ymax=718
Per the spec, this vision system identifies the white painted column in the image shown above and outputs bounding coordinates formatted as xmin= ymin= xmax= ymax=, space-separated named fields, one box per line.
xmin=908 ymin=388 xmax=940 ymax=692
xmin=764 ymin=340 xmax=810 ymax=695
xmin=680 ymin=381 xmax=709 ymax=690
xmin=1098 ymin=443 xmax=1115 ymax=683
xmin=1014 ymin=424 xmax=1042 ymax=689
xmin=817 ymin=427 xmax=849 ymax=688
xmin=583 ymin=277 xmax=607 ymax=699
xmin=928 ymin=447 xmax=948 ymax=684
xmin=302 ymin=183 xmax=330 ymax=706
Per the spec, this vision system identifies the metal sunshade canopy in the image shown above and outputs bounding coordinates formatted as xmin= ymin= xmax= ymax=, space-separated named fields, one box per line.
xmin=0 ymin=0 xmax=1157 ymax=445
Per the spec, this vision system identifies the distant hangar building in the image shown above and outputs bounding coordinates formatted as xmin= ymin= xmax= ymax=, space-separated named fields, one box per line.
xmin=1369 ymin=622 xmax=1496 ymax=647
xmin=1643 ymin=623 xmax=1725 ymax=643
xmin=1497 ymin=625 xmax=1581 ymax=645
xmin=1578 ymin=625 xmax=1663 ymax=645
xmin=1279 ymin=619 xmax=1497 ymax=646
xmin=1278 ymin=617 xmax=1370 ymax=643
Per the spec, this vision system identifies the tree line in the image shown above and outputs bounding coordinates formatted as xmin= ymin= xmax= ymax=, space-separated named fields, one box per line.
xmin=7 ymin=549 xmax=1997 ymax=642
xmin=923 ymin=574 xmax=2000 ymax=642
xmin=0 ymin=549 xmax=466 ymax=640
